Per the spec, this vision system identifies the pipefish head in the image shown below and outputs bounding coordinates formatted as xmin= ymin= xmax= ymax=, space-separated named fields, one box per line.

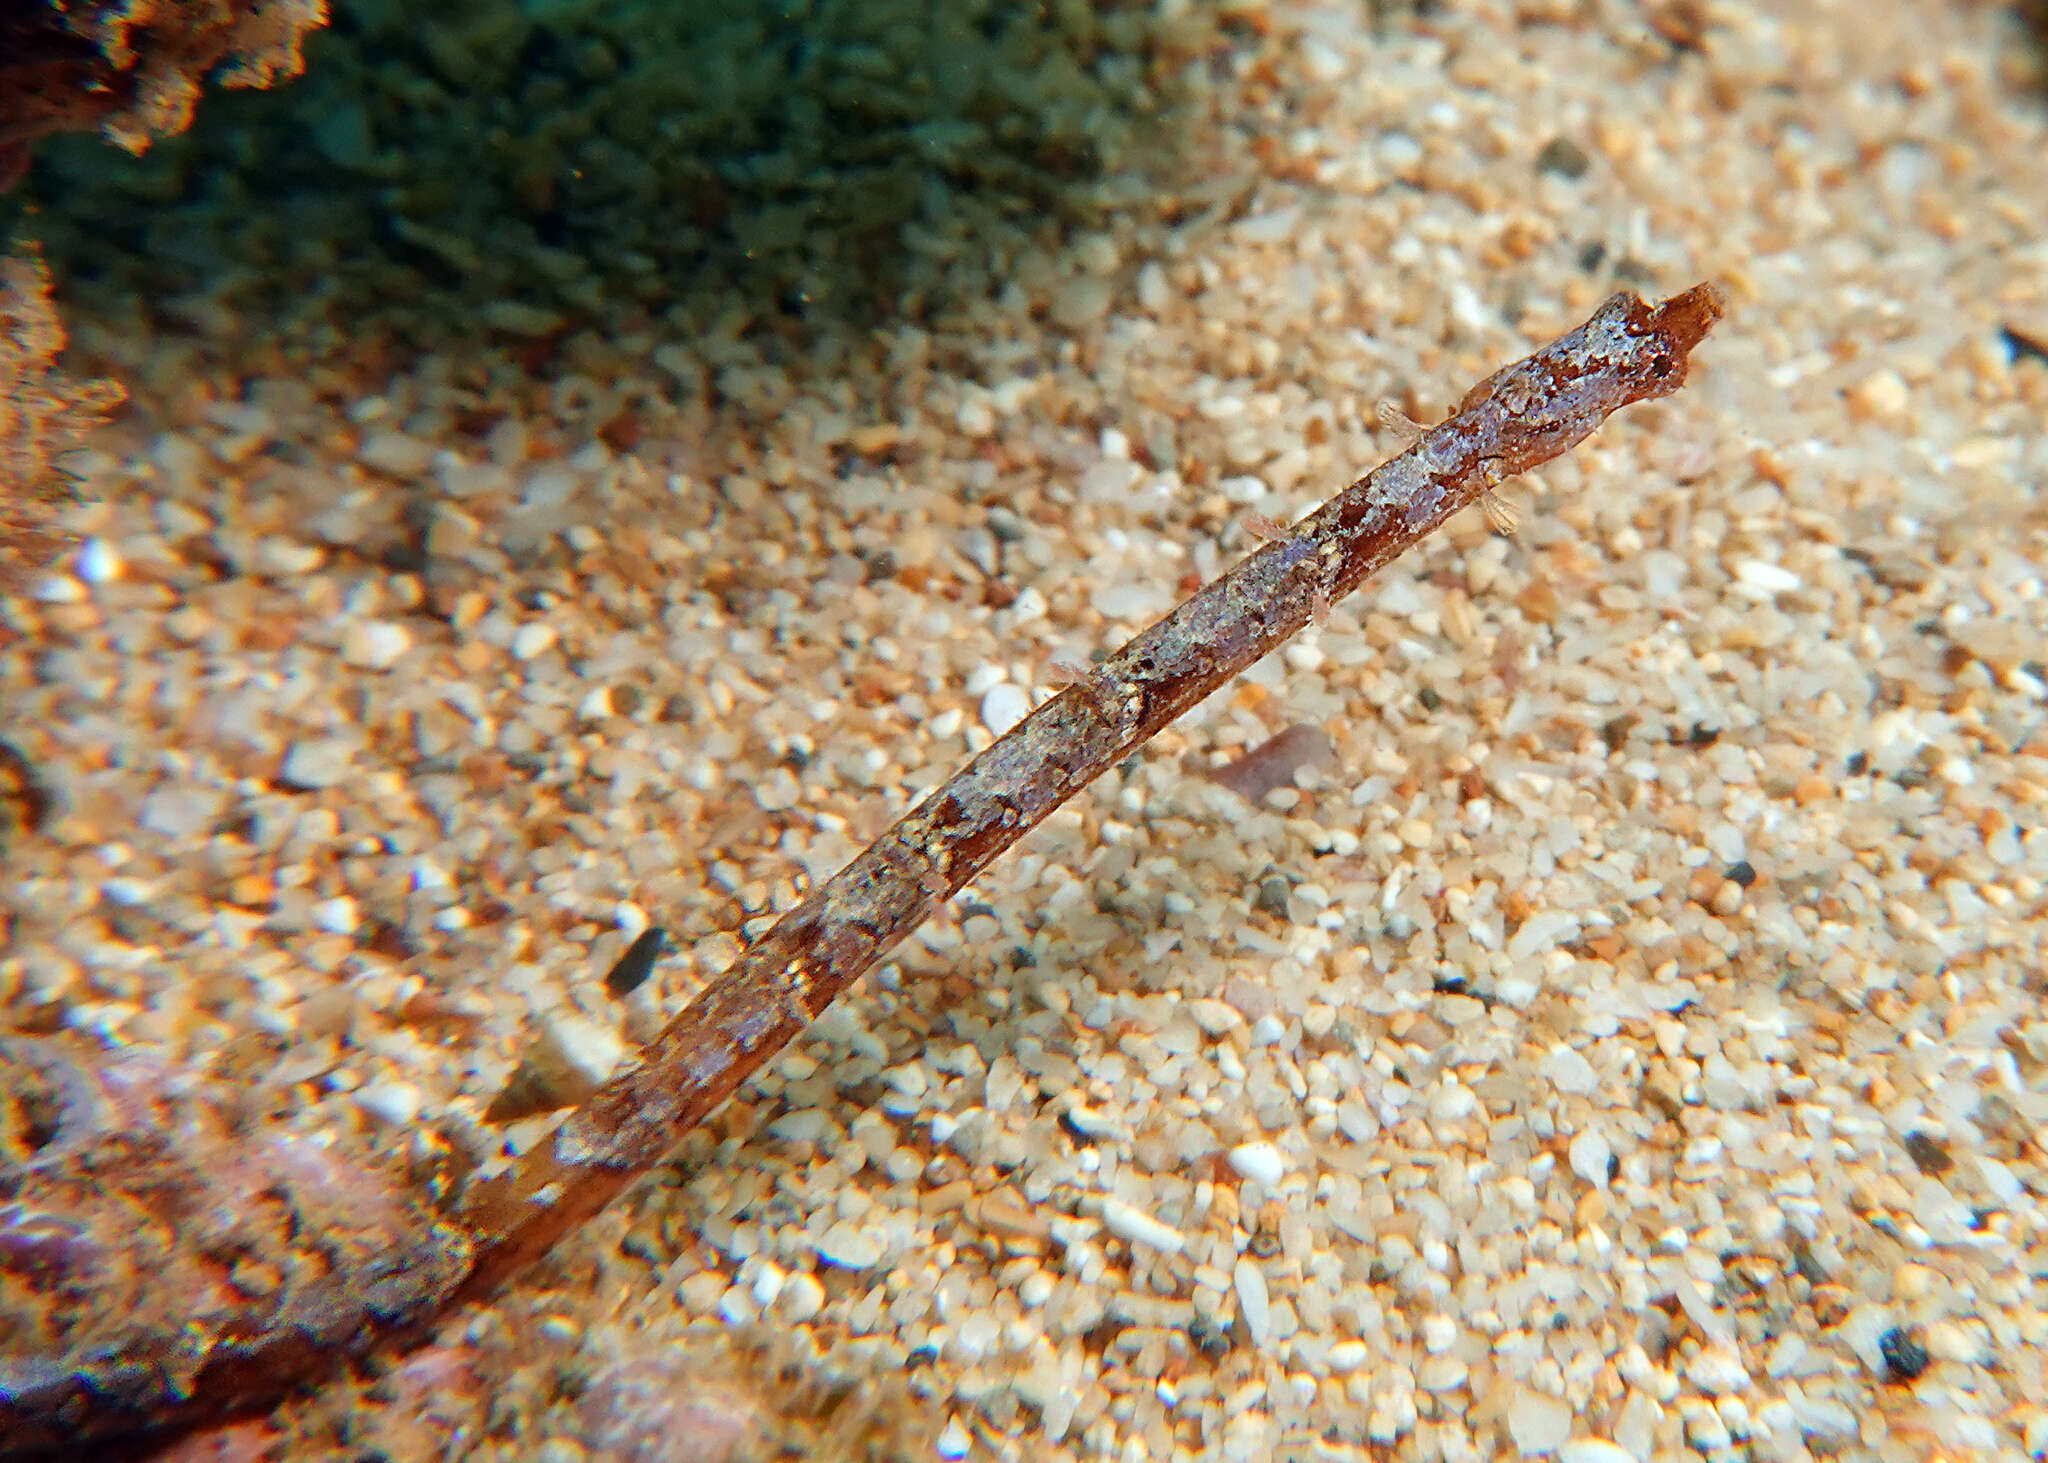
xmin=1452 ymin=283 xmax=1726 ymax=477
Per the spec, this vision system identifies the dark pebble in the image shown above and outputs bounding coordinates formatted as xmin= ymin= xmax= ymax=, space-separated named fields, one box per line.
xmin=1901 ymin=1130 xmax=1954 ymax=1176
xmin=604 ymin=928 xmax=666 ymax=998
xmin=1879 ymin=1325 xmax=1930 ymax=1382
xmin=1534 ymin=136 xmax=1592 ymax=179
xmin=1187 ymin=1313 xmax=1233 ymax=1358
xmin=1254 ymin=874 xmax=1294 ymax=921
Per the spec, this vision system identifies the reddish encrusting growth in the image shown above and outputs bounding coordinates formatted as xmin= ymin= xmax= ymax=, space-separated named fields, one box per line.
xmin=458 ymin=283 xmax=1724 ymax=1295
xmin=0 ymin=1038 xmax=471 ymax=1456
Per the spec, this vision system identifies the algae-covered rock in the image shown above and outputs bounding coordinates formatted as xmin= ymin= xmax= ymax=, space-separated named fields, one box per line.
xmin=14 ymin=0 xmax=1194 ymax=343
xmin=0 ymin=0 xmax=328 ymax=185
xmin=0 ymin=248 xmax=122 ymax=588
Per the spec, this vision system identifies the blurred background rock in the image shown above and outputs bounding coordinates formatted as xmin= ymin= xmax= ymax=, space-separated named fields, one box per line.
xmin=5 ymin=0 xmax=1213 ymax=359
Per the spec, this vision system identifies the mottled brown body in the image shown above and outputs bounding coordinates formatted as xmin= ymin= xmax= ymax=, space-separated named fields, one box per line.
xmin=457 ymin=284 xmax=1723 ymax=1295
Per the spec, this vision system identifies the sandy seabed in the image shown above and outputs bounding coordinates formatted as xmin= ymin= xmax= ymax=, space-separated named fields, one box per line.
xmin=5 ymin=3 xmax=2048 ymax=1461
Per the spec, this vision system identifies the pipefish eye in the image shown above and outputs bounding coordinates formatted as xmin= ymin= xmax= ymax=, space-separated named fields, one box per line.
xmin=1650 ymin=353 xmax=1674 ymax=378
